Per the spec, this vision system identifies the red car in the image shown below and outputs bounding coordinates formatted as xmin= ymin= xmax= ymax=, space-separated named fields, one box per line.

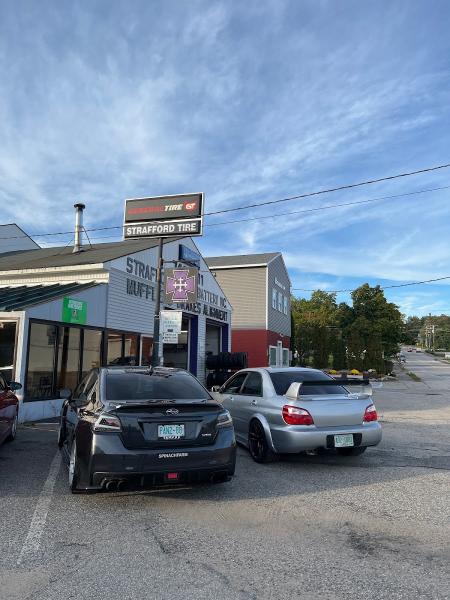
xmin=0 ymin=372 xmax=21 ymax=445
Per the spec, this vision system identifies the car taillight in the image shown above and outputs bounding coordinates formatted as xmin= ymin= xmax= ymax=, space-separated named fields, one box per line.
xmin=363 ymin=404 xmax=378 ymax=422
xmin=282 ymin=405 xmax=314 ymax=426
xmin=216 ymin=410 xmax=233 ymax=428
xmin=93 ymin=414 xmax=122 ymax=432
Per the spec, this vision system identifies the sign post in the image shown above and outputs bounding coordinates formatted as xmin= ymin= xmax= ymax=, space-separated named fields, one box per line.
xmin=123 ymin=193 xmax=204 ymax=367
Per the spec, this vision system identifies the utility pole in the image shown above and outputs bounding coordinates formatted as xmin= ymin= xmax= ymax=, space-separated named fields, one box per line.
xmin=151 ymin=238 xmax=164 ymax=367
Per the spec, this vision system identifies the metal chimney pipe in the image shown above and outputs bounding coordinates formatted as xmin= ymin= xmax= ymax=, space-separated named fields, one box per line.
xmin=72 ymin=203 xmax=86 ymax=253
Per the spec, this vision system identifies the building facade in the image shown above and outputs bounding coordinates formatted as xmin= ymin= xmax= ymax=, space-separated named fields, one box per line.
xmin=0 ymin=237 xmax=231 ymax=422
xmin=205 ymin=253 xmax=291 ymax=368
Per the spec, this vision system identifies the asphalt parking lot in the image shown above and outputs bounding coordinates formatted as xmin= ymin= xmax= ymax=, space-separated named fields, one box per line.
xmin=1 ymin=353 xmax=449 ymax=600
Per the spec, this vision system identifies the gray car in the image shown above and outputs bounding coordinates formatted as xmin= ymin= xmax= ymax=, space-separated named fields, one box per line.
xmin=212 ymin=367 xmax=382 ymax=463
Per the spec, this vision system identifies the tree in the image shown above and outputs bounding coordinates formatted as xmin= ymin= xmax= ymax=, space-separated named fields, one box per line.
xmin=291 ymin=292 xmax=337 ymax=368
xmin=350 ymin=284 xmax=403 ymax=358
xmin=291 ymin=284 xmax=404 ymax=373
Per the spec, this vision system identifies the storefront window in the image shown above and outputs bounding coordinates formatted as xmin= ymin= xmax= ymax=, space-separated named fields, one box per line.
xmin=107 ymin=331 xmax=139 ymax=366
xmin=57 ymin=327 xmax=81 ymax=392
xmin=26 ymin=323 xmax=57 ymax=399
xmin=0 ymin=321 xmax=17 ymax=382
xmin=141 ymin=337 xmax=153 ymax=366
xmin=82 ymin=329 xmax=103 ymax=376
xmin=124 ymin=333 xmax=139 ymax=365
xmin=107 ymin=332 xmax=123 ymax=365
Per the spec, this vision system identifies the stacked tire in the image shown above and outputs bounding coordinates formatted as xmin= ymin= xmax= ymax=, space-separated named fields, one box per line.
xmin=206 ymin=352 xmax=247 ymax=370
xmin=206 ymin=352 xmax=248 ymax=390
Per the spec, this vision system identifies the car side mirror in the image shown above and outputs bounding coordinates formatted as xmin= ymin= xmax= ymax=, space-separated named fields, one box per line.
xmin=8 ymin=381 xmax=22 ymax=391
xmin=59 ymin=388 xmax=72 ymax=400
xmin=70 ymin=393 xmax=88 ymax=407
xmin=211 ymin=385 xmax=222 ymax=392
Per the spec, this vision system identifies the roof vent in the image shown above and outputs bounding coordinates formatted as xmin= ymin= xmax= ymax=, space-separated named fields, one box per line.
xmin=72 ymin=203 xmax=85 ymax=253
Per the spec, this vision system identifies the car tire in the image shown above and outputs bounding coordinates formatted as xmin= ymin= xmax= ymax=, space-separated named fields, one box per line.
xmin=336 ymin=446 xmax=367 ymax=456
xmin=5 ymin=411 xmax=18 ymax=443
xmin=57 ymin=417 xmax=66 ymax=448
xmin=68 ymin=440 xmax=80 ymax=493
xmin=248 ymin=419 xmax=277 ymax=464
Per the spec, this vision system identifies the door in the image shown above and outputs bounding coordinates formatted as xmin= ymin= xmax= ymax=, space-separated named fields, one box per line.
xmin=0 ymin=373 xmax=17 ymax=443
xmin=0 ymin=374 xmax=9 ymax=441
xmin=238 ymin=372 xmax=265 ymax=441
xmin=219 ymin=372 xmax=249 ymax=439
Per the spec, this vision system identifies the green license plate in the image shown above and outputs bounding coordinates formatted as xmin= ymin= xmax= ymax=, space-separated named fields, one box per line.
xmin=334 ymin=434 xmax=354 ymax=448
xmin=158 ymin=424 xmax=185 ymax=440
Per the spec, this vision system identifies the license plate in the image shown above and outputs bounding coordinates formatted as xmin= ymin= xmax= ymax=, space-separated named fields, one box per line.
xmin=334 ymin=434 xmax=354 ymax=448
xmin=158 ymin=424 xmax=185 ymax=440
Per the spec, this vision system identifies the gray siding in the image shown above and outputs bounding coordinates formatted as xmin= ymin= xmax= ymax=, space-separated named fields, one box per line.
xmin=106 ymin=268 xmax=155 ymax=334
xmin=212 ymin=267 xmax=266 ymax=330
xmin=267 ymin=255 xmax=291 ymax=336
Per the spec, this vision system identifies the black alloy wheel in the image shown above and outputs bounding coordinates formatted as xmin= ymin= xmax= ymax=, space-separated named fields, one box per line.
xmin=336 ymin=446 xmax=367 ymax=456
xmin=248 ymin=420 xmax=277 ymax=463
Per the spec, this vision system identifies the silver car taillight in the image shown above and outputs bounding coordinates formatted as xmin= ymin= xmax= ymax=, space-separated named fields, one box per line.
xmin=93 ymin=414 xmax=122 ymax=432
xmin=216 ymin=410 xmax=233 ymax=428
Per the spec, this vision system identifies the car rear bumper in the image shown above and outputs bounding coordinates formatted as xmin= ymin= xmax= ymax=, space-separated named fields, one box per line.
xmin=270 ymin=422 xmax=382 ymax=453
xmin=77 ymin=427 xmax=236 ymax=490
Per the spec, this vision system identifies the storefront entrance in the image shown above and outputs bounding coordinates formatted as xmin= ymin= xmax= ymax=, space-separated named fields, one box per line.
xmin=205 ymin=323 xmax=221 ymax=359
xmin=163 ymin=317 xmax=190 ymax=369
xmin=0 ymin=320 xmax=17 ymax=382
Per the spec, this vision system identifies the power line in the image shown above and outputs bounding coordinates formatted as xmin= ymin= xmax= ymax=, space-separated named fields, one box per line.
xmin=47 ymin=183 xmax=450 ymax=238
xmin=206 ymin=184 xmax=450 ymax=227
xmin=204 ymin=162 xmax=450 ymax=216
xmin=292 ymin=275 xmax=450 ymax=293
xmin=0 ymin=162 xmax=449 ymax=241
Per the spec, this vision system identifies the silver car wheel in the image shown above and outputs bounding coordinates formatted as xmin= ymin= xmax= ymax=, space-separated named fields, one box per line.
xmin=6 ymin=411 xmax=18 ymax=442
xmin=11 ymin=413 xmax=17 ymax=437
xmin=68 ymin=442 xmax=77 ymax=488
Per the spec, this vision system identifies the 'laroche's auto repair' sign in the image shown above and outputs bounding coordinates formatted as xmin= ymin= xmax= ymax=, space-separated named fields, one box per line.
xmin=123 ymin=193 xmax=203 ymax=239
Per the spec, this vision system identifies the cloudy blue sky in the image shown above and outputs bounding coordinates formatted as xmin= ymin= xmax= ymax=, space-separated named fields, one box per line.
xmin=1 ymin=0 xmax=449 ymax=316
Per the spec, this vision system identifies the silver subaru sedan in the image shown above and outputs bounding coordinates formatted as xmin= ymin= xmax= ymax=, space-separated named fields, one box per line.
xmin=212 ymin=367 xmax=382 ymax=463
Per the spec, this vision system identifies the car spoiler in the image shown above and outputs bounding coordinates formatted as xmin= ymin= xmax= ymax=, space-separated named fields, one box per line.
xmin=285 ymin=379 xmax=382 ymax=401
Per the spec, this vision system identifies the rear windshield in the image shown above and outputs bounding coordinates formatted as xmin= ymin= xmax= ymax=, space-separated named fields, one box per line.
xmin=106 ymin=371 xmax=211 ymax=402
xmin=269 ymin=371 xmax=347 ymax=396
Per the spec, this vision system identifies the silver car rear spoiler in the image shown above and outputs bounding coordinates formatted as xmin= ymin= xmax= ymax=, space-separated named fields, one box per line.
xmin=285 ymin=379 xmax=382 ymax=401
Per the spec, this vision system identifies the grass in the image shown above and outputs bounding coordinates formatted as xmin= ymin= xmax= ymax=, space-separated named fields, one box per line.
xmin=407 ymin=371 xmax=422 ymax=382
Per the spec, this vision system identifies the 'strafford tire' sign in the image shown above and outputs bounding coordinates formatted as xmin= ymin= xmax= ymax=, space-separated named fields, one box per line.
xmin=123 ymin=193 xmax=203 ymax=239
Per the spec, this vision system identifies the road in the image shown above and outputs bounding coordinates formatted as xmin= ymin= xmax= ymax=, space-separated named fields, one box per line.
xmin=0 ymin=356 xmax=449 ymax=600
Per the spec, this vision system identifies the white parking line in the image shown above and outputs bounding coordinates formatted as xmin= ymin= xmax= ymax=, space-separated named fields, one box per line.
xmin=17 ymin=450 xmax=61 ymax=565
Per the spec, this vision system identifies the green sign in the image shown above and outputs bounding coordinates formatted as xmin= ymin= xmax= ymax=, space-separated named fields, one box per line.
xmin=62 ymin=297 xmax=87 ymax=325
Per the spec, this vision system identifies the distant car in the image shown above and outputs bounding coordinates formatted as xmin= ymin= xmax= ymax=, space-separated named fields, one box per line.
xmin=0 ymin=373 xmax=21 ymax=446
xmin=416 ymin=348 xmax=422 ymax=353
xmin=58 ymin=367 xmax=236 ymax=493
xmin=212 ymin=367 xmax=382 ymax=463
xmin=407 ymin=349 xmax=413 ymax=352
